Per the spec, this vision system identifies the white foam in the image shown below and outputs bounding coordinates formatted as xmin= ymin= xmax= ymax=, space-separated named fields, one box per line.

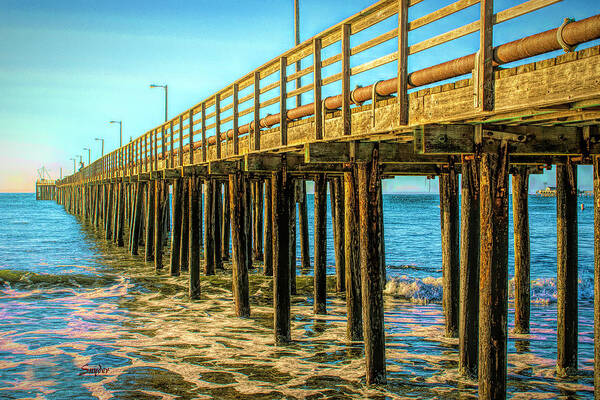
xmin=384 ymin=275 xmax=595 ymax=305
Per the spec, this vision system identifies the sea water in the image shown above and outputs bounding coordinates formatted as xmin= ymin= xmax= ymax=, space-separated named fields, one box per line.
xmin=0 ymin=192 xmax=594 ymax=399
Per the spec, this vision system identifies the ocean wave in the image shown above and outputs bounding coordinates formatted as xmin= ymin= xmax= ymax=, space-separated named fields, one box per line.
xmin=0 ymin=269 xmax=117 ymax=289
xmin=384 ymin=275 xmax=595 ymax=305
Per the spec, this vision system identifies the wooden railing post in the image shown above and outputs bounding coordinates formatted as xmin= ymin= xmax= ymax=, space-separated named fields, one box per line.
xmin=313 ymin=38 xmax=322 ymax=140
xmin=201 ymin=103 xmax=207 ymax=162
xmin=189 ymin=110 xmax=194 ymax=165
xmin=397 ymin=0 xmax=408 ymax=125
xmin=215 ymin=94 xmax=221 ymax=159
xmin=179 ymin=115 xmax=184 ymax=167
xmin=341 ymin=24 xmax=351 ymax=136
xmin=233 ymin=83 xmax=239 ymax=155
xmin=161 ymin=125 xmax=166 ymax=169
xmin=169 ymin=120 xmax=174 ymax=168
xmin=477 ymin=0 xmax=494 ymax=111
xmin=280 ymin=56 xmax=287 ymax=146
xmin=253 ymin=71 xmax=261 ymax=151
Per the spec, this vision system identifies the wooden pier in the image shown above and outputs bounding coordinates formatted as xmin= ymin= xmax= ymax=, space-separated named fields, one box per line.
xmin=35 ymin=180 xmax=56 ymax=201
xmin=42 ymin=0 xmax=600 ymax=398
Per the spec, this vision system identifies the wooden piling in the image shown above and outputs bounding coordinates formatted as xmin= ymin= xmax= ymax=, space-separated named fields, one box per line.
xmin=478 ymin=143 xmax=509 ymax=400
xmin=145 ymin=181 xmax=155 ymax=262
xmin=439 ymin=168 xmax=460 ymax=338
xmin=358 ymin=154 xmax=386 ymax=385
xmin=189 ymin=176 xmax=201 ymax=299
xmin=180 ymin=177 xmax=190 ymax=272
xmin=204 ymin=179 xmax=215 ymax=275
xmin=289 ymin=179 xmax=297 ymax=295
xmin=272 ymin=171 xmax=291 ymax=343
xmin=298 ymin=180 xmax=311 ymax=271
xmin=458 ymin=158 xmax=480 ymax=377
xmin=154 ymin=181 xmax=165 ymax=270
xmin=230 ymin=172 xmax=250 ymax=317
xmin=333 ymin=177 xmax=345 ymax=293
xmin=116 ymin=182 xmax=125 ymax=247
xmin=512 ymin=166 xmax=530 ymax=334
xmin=170 ymin=178 xmax=183 ymax=276
xmin=556 ymin=162 xmax=578 ymax=377
xmin=264 ymin=178 xmax=273 ymax=276
xmin=105 ymin=184 xmax=113 ymax=240
xmin=213 ymin=180 xmax=223 ymax=270
xmin=130 ymin=182 xmax=143 ymax=256
xmin=593 ymin=155 xmax=600 ymax=398
xmin=344 ymin=167 xmax=362 ymax=341
xmin=245 ymin=177 xmax=253 ymax=270
xmin=314 ymin=173 xmax=327 ymax=315
xmin=253 ymin=180 xmax=264 ymax=261
xmin=222 ymin=180 xmax=230 ymax=261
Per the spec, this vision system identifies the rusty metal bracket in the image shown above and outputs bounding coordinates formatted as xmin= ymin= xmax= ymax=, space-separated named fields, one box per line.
xmin=482 ymin=128 xmax=528 ymax=143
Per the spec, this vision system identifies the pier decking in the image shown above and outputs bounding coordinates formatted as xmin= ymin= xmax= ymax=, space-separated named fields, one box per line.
xmin=38 ymin=0 xmax=600 ymax=398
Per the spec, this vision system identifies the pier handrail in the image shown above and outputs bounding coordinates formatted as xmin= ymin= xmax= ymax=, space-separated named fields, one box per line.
xmin=57 ymin=0 xmax=581 ymax=186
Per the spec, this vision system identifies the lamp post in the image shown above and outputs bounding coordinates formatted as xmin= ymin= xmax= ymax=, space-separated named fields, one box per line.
xmin=149 ymin=84 xmax=168 ymax=122
xmin=95 ymin=138 xmax=104 ymax=157
xmin=69 ymin=158 xmax=76 ymax=174
xmin=83 ymin=148 xmax=91 ymax=165
xmin=109 ymin=120 xmax=122 ymax=147
xmin=78 ymin=154 xmax=83 ymax=168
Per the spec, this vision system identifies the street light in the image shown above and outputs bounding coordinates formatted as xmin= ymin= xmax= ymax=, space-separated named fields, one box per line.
xmin=149 ymin=84 xmax=168 ymax=122
xmin=78 ymin=154 xmax=83 ymax=167
xmin=95 ymin=138 xmax=104 ymax=157
xmin=83 ymin=148 xmax=91 ymax=165
xmin=109 ymin=120 xmax=122 ymax=147
xmin=69 ymin=158 xmax=76 ymax=174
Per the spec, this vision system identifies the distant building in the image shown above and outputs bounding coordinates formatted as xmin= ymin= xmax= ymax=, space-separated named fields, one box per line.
xmin=535 ymin=186 xmax=593 ymax=197
xmin=536 ymin=186 xmax=556 ymax=196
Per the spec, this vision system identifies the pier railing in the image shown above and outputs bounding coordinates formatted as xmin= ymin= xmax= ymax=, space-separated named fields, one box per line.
xmin=59 ymin=0 xmax=561 ymax=186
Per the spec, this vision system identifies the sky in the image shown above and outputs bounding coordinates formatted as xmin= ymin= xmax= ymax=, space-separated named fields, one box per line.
xmin=1 ymin=0 xmax=599 ymax=193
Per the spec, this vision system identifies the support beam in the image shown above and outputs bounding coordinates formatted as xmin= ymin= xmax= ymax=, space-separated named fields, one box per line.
xmin=214 ymin=180 xmax=223 ymax=270
xmin=170 ymin=178 xmax=182 ymax=276
xmin=556 ymin=161 xmax=578 ymax=377
xmin=440 ymin=167 xmax=460 ymax=338
xmin=358 ymin=153 xmax=386 ymax=385
xmin=222 ymin=180 xmax=231 ymax=261
xmin=204 ymin=179 xmax=215 ymax=275
xmin=189 ymin=176 xmax=201 ymax=300
xmin=180 ymin=177 xmax=190 ymax=272
xmin=130 ymin=182 xmax=143 ymax=256
xmin=253 ymin=181 xmax=264 ymax=261
xmin=512 ymin=166 xmax=530 ymax=334
xmin=333 ymin=177 xmax=345 ymax=293
xmin=459 ymin=157 xmax=480 ymax=377
xmin=264 ymin=177 xmax=273 ymax=276
xmin=345 ymin=167 xmax=362 ymax=341
xmin=478 ymin=142 xmax=509 ymax=400
xmin=105 ymin=183 xmax=113 ymax=240
xmin=593 ymin=155 xmax=600 ymax=399
xmin=154 ymin=181 xmax=165 ymax=270
xmin=273 ymin=170 xmax=291 ymax=344
xmin=245 ymin=177 xmax=253 ymax=271
xmin=145 ymin=181 xmax=155 ymax=262
xmin=298 ymin=180 xmax=311 ymax=272
xmin=116 ymin=182 xmax=125 ymax=247
xmin=230 ymin=172 xmax=250 ymax=317
xmin=289 ymin=179 xmax=297 ymax=295
xmin=314 ymin=173 xmax=327 ymax=315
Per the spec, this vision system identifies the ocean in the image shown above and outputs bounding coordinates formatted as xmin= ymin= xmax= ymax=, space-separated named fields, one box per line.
xmin=0 ymin=192 xmax=594 ymax=399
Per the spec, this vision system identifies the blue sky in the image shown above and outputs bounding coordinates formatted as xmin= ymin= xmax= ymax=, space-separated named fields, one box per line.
xmin=1 ymin=0 xmax=598 ymax=192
